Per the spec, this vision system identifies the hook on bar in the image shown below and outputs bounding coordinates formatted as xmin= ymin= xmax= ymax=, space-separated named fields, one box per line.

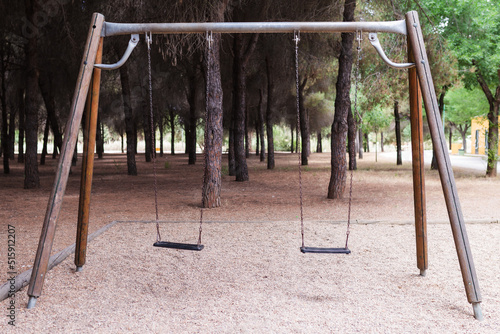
xmin=206 ymin=31 xmax=213 ymax=49
xmin=94 ymin=34 xmax=140 ymax=70
xmin=293 ymin=30 xmax=300 ymax=45
xmin=368 ymin=33 xmax=415 ymax=69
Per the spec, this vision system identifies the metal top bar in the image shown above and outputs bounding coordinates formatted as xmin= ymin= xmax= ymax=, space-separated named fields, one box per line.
xmin=102 ymin=20 xmax=408 ymax=37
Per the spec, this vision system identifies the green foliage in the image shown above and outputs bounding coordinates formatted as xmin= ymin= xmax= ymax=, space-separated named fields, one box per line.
xmin=445 ymin=86 xmax=489 ymax=127
xmin=164 ymin=161 xmax=170 ymax=169
xmin=363 ymin=105 xmax=391 ymax=134
xmin=420 ymin=0 xmax=500 ymax=88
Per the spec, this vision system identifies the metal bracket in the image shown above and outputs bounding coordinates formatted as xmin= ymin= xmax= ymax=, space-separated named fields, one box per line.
xmin=368 ymin=33 xmax=415 ymax=69
xmin=94 ymin=34 xmax=139 ymax=70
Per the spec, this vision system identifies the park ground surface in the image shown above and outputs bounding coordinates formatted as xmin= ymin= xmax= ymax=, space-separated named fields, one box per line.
xmin=1 ymin=151 xmax=499 ymax=333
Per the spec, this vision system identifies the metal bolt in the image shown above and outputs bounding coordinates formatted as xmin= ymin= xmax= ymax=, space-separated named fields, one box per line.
xmin=421 ymin=60 xmax=425 ymax=64
xmin=84 ymin=61 xmax=87 ymax=65
xmin=413 ymin=23 xmax=417 ymax=27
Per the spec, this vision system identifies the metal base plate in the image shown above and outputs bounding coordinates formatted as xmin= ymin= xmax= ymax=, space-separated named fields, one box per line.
xmin=300 ymin=246 xmax=351 ymax=254
xmin=153 ymin=241 xmax=204 ymax=251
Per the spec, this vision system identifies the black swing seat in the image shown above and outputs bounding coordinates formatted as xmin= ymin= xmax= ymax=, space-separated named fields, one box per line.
xmin=153 ymin=241 xmax=204 ymax=251
xmin=300 ymin=246 xmax=351 ymax=254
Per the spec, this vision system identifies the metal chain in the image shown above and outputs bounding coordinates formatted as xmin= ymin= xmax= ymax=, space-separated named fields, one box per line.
xmin=294 ymin=31 xmax=305 ymax=248
xmin=146 ymin=32 xmax=161 ymax=242
xmin=198 ymin=31 xmax=213 ymax=246
xmin=345 ymin=31 xmax=362 ymax=249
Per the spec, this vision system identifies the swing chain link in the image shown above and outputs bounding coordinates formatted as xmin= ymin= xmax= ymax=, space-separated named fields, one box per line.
xmin=353 ymin=30 xmax=363 ymax=124
xmin=146 ymin=32 xmax=161 ymax=242
xmin=345 ymin=30 xmax=362 ymax=249
xmin=294 ymin=31 xmax=305 ymax=248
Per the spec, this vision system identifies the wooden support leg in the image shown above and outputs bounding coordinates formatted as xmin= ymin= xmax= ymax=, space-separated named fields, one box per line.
xmin=75 ymin=38 xmax=103 ymax=272
xmin=406 ymin=11 xmax=483 ymax=320
xmin=408 ymin=38 xmax=428 ymax=277
xmin=27 ymin=13 xmax=105 ymax=309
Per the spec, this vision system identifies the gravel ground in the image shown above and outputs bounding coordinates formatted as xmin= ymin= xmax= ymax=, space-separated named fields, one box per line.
xmin=1 ymin=152 xmax=499 ymax=333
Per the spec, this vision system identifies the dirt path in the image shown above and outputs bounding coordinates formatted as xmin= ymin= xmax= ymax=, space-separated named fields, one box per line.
xmin=1 ymin=152 xmax=499 ymax=333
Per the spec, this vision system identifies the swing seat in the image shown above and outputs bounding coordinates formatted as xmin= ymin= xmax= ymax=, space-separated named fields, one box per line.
xmin=153 ymin=241 xmax=204 ymax=251
xmin=300 ymin=246 xmax=351 ymax=254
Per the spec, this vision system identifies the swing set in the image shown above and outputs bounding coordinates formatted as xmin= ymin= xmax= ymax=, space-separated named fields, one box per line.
xmin=26 ymin=11 xmax=483 ymax=320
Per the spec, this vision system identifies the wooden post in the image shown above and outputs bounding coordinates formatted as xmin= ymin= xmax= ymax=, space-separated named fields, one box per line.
xmin=75 ymin=38 xmax=103 ymax=271
xmin=407 ymin=36 xmax=428 ymax=277
xmin=406 ymin=11 xmax=483 ymax=320
xmin=27 ymin=13 xmax=105 ymax=309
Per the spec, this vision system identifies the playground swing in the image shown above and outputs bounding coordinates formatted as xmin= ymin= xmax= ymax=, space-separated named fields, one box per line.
xmin=146 ymin=32 xmax=205 ymax=251
xmin=295 ymin=31 xmax=362 ymax=255
xmin=25 ymin=13 xmax=484 ymax=320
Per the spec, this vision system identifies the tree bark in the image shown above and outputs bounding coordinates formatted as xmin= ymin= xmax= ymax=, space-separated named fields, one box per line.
xmin=118 ymin=62 xmax=137 ymax=175
xmin=258 ymin=88 xmax=266 ymax=162
xmin=364 ymin=132 xmax=369 ymax=152
xmin=328 ymin=0 xmax=356 ymax=199
xmin=358 ymin=128 xmax=363 ymax=159
xmin=265 ymin=56 xmax=275 ymax=170
xmin=40 ymin=118 xmax=49 ymax=165
xmin=24 ymin=0 xmax=40 ymax=188
xmin=159 ymin=112 xmax=164 ymax=157
xmin=202 ymin=8 xmax=226 ymax=208
xmin=38 ymin=73 xmax=63 ymax=156
xmin=473 ymin=61 xmax=499 ymax=177
xmin=380 ymin=131 xmax=384 ymax=152
xmin=255 ymin=119 xmax=260 ymax=156
xmin=317 ymin=131 xmax=322 ymax=153
xmin=228 ymin=120 xmax=235 ymax=175
xmin=8 ymin=103 xmax=15 ymax=159
xmin=169 ymin=108 xmax=175 ymax=155
xmin=96 ymin=113 xmax=104 ymax=159
xmin=394 ymin=100 xmax=402 ymax=165
xmin=347 ymin=103 xmax=356 ymax=170
xmin=299 ymin=78 xmax=310 ymax=165
xmin=18 ymin=89 xmax=25 ymax=163
xmin=232 ymin=34 xmax=257 ymax=181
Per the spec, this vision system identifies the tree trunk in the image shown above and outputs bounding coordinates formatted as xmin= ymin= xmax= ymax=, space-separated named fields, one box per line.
xmin=258 ymin=88 xmax=265 ymax=162
xmin=232 ymin=34 xmax=257 ymax=181
xmin=169 ymin=109 xmax=175 ymax=155
xmin=460 ymin=129 xmax=467 ymax=153
xmin=255 ymin=119 xmax=259 ymax=156
xmin=228 ymin=120 xmax=235 ymax=175
xmin=358 ymin=128 xmax=363 ymax=159
xmin=380 ymin=131 xmax=384 ymax=152
xmin=347 ymin=103 xmax=356 ymax=170
xmin=316 ymin=131 xmax=322 ymax=153
xmin=24 ymin=0 xmax=40 ymax=188
xmin=290 ymin=123 xmax=294 ymax=153
xmin=121 ymin=132 xmax=124 ymax=153
xmin=449 ymin=127 xmax=452 ymax=150
xmin=38 ymin=73 xmax=63 ymax=155
xmin=201 ymin=3 xmax=226 ymax=208
xmin=40 ymin=119 xmax=50 ymax=165
xmin=1 ymin=92 xmax=8 ymax=174
xmin=143 ymin=98 xmax=152 ymax=162
xmin=431 ymin=90 xmax=446 ymax=170
xmin=8 ymin=104 xmax=15 ymax=159
xmin=299 ymin=78 xmax=310 ymax=165
xmin=159 ymin=112 xmax=164 ymax=157
xmin=72 ymin=140 xmax=78 ymax=166
xmin=96 ymin=113 xmax=104 ymax=159
xmin=365 ymin=132 xmax=369 ymax=152
xmin=394 ymin=100 xmax=402 ymax=165
xmin=265 ymin=56 xmax=274 ymax=170
xmin=18 ymin=89 xmax=25 ymax=163
xmin=245 ymin=109 xmax=250 ymax=158
xmin=118 ymin=62 xmax=137 ymax=175
xmin=328 ymin=0 xmax=356 ymax=199
xmin=486 ymin=102 xmax=498 ymax=177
